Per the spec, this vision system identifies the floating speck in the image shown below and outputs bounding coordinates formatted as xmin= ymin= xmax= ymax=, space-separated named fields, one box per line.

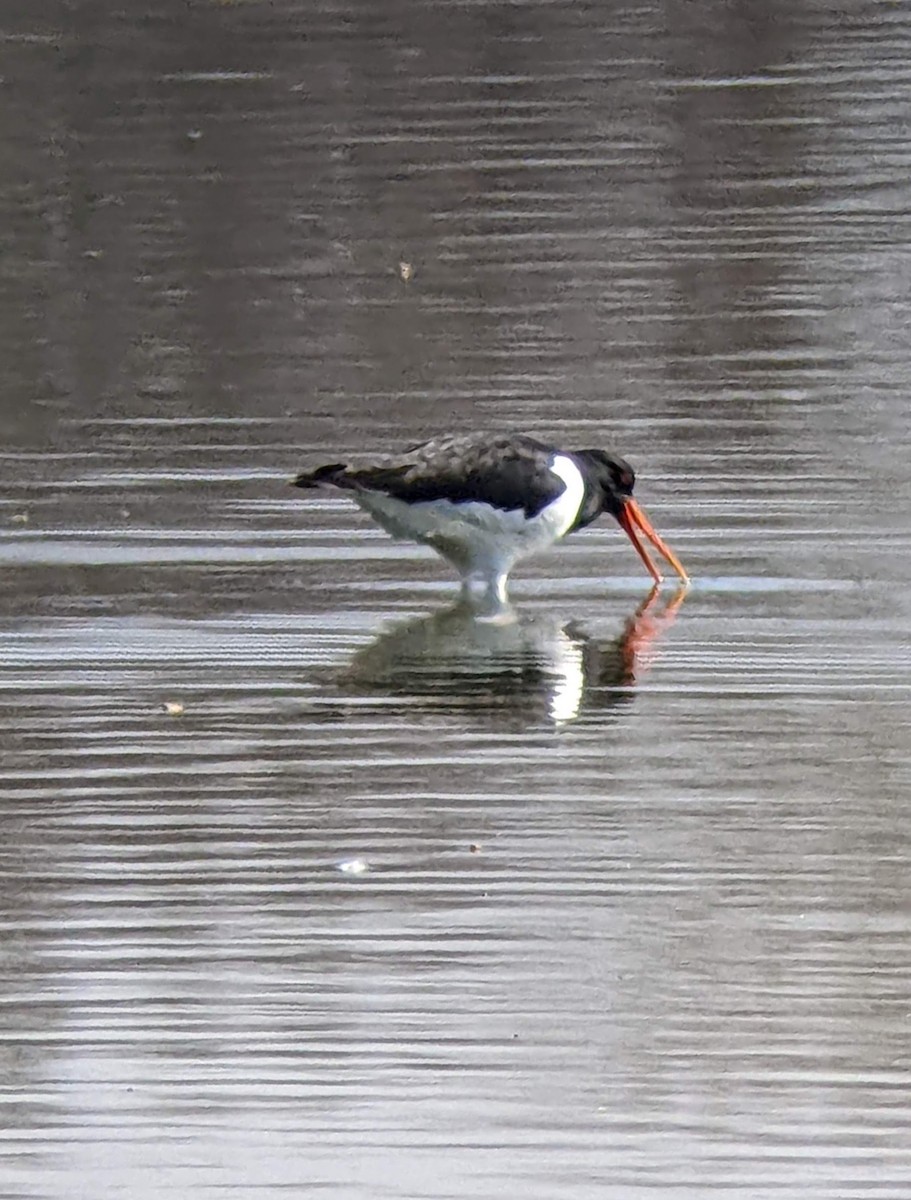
xmin=469 ymin=843 xmax=481 ymax=853
xmin=398 ymin=260 xmax=414 ymax=282
xmin=337 ymin=858 xmax=369 ymax=875
xmin=162 ymin=701 xmax=185 ymax=716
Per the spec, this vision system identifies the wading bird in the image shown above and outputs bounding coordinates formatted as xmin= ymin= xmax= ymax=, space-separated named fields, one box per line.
xmin=292 ymin=432 xmax=689 ymax=605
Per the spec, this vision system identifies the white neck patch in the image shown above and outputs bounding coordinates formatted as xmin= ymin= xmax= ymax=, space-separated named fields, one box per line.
xmin=546 ymin=454 xmax=587 ymax=539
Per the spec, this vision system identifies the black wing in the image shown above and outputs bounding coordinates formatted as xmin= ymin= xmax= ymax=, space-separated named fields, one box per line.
xmin=293 ymin=433 xmax=566 ymax=518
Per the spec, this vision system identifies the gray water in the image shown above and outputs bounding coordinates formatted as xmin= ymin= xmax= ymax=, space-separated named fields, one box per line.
xmin=1 ymin=1 xmax=910 ymax=1197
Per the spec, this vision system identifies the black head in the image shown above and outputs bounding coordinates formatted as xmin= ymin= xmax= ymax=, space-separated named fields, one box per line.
xmin=573 ymin=449 xmax=636 ymax=524
xmin=571 ymin=447 xmax=690 ymax=585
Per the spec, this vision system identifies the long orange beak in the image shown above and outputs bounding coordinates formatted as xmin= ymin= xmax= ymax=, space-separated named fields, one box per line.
xmin=616 ymin=498 xmax=689 ymax=584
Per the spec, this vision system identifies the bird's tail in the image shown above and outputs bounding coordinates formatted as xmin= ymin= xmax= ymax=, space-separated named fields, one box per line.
xmin=290 ymin=463 xmax=347 ymax=489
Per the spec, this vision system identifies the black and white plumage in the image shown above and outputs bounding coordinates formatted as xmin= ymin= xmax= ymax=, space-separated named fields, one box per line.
xmin=292 ymin=433 xmax=688 ymax=604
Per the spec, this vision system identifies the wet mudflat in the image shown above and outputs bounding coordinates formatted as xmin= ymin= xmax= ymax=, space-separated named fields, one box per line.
xmin=2 ymin=1 xmax=911 ymax=1197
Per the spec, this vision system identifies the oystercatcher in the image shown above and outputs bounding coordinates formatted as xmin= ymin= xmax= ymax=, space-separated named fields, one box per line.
xmin=292 ymin=433 xmax=688 ymax=603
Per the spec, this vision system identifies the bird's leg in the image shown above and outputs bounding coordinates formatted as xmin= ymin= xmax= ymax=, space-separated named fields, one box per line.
xmin=489 ymin=572 xmax=509 ymax=607
xmin=458 ymin=570 xmax=515 ymax=622
xmin=462 ymin=570 xmax=510 ymax=605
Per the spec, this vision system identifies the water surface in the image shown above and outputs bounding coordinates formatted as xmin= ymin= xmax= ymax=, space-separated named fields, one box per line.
xmin=1 ymin=1 xmax=910 ymax=1197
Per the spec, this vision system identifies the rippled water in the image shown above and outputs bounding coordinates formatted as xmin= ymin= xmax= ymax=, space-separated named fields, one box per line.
xmin=2 ymin=1 xmax=911 ymax=1197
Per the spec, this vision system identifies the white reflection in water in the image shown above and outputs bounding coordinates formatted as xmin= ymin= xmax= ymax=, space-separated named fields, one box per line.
xmin=339 ymin=585 xmax=688 ymax=726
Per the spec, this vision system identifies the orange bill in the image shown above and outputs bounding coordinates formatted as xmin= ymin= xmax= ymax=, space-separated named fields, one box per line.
xmin=616 ymin=498 xmax=690 ymax=584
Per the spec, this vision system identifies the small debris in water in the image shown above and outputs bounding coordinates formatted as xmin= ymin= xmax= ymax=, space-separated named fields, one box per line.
xmin=10 ymin=512 xmax=29 ymax=524
xmin=162 ymin=701 xmax=185 ymax=716
xmin=186 ymin=129 xmax=203 ymax=142
xmin=337 ymin=858 xmax=369 ymax=875
xmin=398 ymin=260 xmax=414 ymax=281
xmin=469 ymin=843 xmax=481 ymax=853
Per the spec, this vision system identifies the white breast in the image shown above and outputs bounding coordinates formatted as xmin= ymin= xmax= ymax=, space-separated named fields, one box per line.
xmin=350 ymin=452 xmax=587 ymax=582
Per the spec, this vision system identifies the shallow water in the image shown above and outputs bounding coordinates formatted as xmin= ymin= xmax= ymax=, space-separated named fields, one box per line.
xmin=2 ymin=1 xmax=911 ymax=1197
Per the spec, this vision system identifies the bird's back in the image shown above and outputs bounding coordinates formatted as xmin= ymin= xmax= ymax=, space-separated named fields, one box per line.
xmin=293 ymin=433 xmax=567 ymax=518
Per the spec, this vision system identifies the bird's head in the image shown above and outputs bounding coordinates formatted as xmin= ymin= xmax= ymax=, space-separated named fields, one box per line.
xmin=577 ymin=449 xmax=637 ymax=520
xmin=575 ymin=449 xmax=689 ymax=585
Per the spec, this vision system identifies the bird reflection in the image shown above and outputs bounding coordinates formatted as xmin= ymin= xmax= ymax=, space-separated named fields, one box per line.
xmin=337 ymin=586 xmax=687 ymax=726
